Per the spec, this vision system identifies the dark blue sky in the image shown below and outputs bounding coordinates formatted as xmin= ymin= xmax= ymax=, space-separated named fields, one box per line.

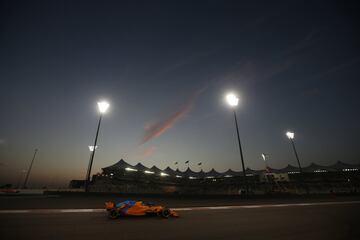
xmin=1 ymin=0 xmax=359 ymax=187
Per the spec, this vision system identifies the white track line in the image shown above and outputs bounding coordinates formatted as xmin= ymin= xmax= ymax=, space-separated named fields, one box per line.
xmin=0 ymin=200 xmax=359 ymax=214
xmin=177 ymin=201 xmax=360 ymax=211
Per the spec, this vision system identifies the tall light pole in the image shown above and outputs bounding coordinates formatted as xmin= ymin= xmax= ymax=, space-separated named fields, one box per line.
xmin=23 ymin=149 xmax=38 ymax=189
xmin=286 ymin=131 xmax=303 ymax=173
xmin=261 ymin=153 xmax=269 ymax=170
xmin=226 ymin=93 xmax=249 ymax=194
xmin=261 ymin=153 xmax=270 ymax=182
xmin=84 ymin=101 xmax=109 ymax=192
xmin=85 ymin=145 xmax=98 ymax=185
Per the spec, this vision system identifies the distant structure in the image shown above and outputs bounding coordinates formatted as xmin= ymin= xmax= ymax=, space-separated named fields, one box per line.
xmin=100 ymin=159 xmax=359 ymax=178
xmin=71 ymin=159 xmax=360 ymax=195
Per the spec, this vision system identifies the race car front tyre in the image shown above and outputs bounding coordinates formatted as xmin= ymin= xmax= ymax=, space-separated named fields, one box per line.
xmin=108 ymin=209 xmax=119 ymax=219
xmin=161 ymin=208 xmax=171 ymax=218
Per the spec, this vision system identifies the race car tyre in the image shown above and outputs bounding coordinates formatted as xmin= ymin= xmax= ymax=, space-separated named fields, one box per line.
xmin=161 ymin=208 xmax=171 ymax=218
xmin=108 ymin=209 xmax=119 ymax=219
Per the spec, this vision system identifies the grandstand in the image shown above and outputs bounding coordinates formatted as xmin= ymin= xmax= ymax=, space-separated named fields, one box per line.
xmin=85 ymin=159 xmax=360 ymax=194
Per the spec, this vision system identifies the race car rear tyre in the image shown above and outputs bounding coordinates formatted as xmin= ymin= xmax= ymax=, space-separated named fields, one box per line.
xmin=108 ymin=209 xmax=119 ymax=219
xmin=161 ymin=208 xmax=171 ymax=218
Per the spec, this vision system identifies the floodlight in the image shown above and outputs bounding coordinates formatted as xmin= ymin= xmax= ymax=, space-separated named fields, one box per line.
xmin=97 ymin=101 xmax=110 ymax=114
xmin=226 ymin=93 xmax=239 ymax=107
xmin=125 ymin=167 xmax=138 ymax=172
xmin=286 ymin=131 xmax=294 ymax=139
xmin=88 ymin=146 xmax=98 ymax=152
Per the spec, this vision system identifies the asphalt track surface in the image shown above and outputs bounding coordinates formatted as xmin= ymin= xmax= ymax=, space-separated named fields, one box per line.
xmin=1 ymin=195 xmax=360 ymax=240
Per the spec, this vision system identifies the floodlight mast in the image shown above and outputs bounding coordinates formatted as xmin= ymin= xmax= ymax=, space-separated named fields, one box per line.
xmin=286 ymin=131 xmax=302 ymax=173
xmin=261 ymin=153 xmax=269 ymax=168
xmin=23 ymin=149 xmax=38 ymax=189
xmin=84 ymin=101 xmax=109 ymax=192
xmin=261 ymin=153 xmax=271 ymax=184
xmin=226 ymin=93 xmax=249 ymax=194
xmin=84 ymin=145 xmax=97 ymax=184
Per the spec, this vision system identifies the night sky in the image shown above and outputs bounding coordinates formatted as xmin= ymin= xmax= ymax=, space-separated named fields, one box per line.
xmin=1 ymin=0 xmax=359 ymax=187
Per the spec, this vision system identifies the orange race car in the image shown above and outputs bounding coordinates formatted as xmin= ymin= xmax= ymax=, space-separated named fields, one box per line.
xmin=105 ymin=200 xmax=179 ymax=219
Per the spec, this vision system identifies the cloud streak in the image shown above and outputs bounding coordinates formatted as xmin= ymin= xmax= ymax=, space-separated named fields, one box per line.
xmin=142 ymin=102 xmax=192 ymax=144
xmin=141 ymin=88 xmax=205 ymax=144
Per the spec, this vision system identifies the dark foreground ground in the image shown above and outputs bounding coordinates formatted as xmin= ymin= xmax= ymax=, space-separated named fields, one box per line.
xmin=1 ymin=194 xmax=359 ymax=240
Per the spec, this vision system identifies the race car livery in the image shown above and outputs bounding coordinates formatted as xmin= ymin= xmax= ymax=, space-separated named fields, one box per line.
xmin=105 ymin=200 xmax=179 ymax=219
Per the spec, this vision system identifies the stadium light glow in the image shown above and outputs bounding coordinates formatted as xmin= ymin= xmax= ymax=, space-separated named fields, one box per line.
xmin=97 ymin=101 xmax=110 ymax=114
xmin=85 ymin=100 xmax=111 ymax=192
xmin=285 ymin=130 xmax=303 ymax=174
xmin=175 ymin=175 xmax=182 ymax=178
xmin=88 ymin=145 xmax=98 ymax=152
xmin=342 ymin=168 xmax=358 ymax=172
xmin=226 ymin=93 xmax=239 ymax=107
xmin=144 ymin=170 xmax=155 ymax=174
xmin=286 ymin=131 xmax=294 ymax=139
xmin=160 ymin=172 xmax=169 ymax=177
xmin=125 ymin=167 xmax=138 ymax=172
xmin=225 ymin=91 xmax=248 ymax=194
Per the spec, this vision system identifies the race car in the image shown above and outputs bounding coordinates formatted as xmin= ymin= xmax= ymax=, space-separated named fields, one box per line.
xmin=105 ymin=200 xmax=179 ymax=219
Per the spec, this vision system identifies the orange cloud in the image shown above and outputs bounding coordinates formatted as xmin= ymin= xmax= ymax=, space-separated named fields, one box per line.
xmin=142 ymin=102 xmax=192 ymax=144
xmin=141 ymin=88 xmax=205 ymax=144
